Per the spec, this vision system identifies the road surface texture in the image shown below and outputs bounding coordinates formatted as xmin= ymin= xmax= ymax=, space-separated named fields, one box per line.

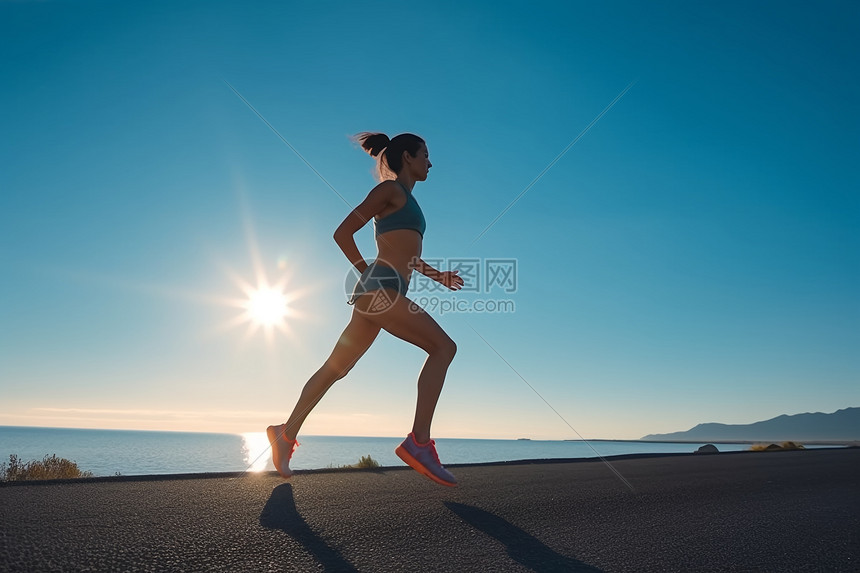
xmin=1 ymin=448 xmax=858 ymax=572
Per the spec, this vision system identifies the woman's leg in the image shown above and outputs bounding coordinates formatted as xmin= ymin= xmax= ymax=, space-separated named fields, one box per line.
xmin=355 ymin=294 xmax=456 ymax=444
xmin=281 ymin=310 xmax=381 ymax=441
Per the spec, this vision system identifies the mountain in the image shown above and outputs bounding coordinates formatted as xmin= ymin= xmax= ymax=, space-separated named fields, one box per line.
xmin=641 ymin=407 xmax=860 ymax=442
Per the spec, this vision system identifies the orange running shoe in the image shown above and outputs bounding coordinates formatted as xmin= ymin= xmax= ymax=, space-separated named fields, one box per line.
xmin=395 ymin=432 xmax=457 ymax=487
xmin=266 ymin=424 xmax=299 ymax=479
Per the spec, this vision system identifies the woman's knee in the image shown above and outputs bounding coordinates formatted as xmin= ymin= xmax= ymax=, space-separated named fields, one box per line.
xmin=429 ymin=336 xmax=457 ymax=361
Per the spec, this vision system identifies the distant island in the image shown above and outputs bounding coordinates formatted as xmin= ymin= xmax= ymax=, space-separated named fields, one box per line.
xmin=641 ymin=407 xmax=860 ymax=443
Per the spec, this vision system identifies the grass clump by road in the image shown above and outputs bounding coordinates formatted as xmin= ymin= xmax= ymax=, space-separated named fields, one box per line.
xmin=1 ymin=454 xmax=94 ymax=482
xmin=749 ymin=441 xmax=805 ymax=452
xmin=328 ymin=455 xmax=381 ymax=470
xmin=353 ymin=455 xmax=380 ymax=469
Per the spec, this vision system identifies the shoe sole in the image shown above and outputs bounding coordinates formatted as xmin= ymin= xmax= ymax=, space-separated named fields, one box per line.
xmin=395 ymin=445 xmax=457 ymax=487
xmin=266 ymin=426 xmax=293 ymax=479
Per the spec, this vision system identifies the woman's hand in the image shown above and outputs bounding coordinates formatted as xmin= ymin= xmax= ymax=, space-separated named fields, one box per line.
xmin=437 ymin=270 xmax=464 ymax=291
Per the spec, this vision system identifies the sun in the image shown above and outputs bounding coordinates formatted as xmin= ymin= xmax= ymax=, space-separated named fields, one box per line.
xmin=212 ymin=195 xmax=314 ymax=345
xmin=246 ymin=286 xmax=289 ymax=327
xmin=216 ymin=268 xmax=300 ymax=343
xmin=231 ymin=278 xmax=296 ymax=339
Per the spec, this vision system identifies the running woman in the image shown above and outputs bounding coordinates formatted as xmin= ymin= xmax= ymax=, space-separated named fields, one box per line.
xmin=267 ymin=132 xmax=463 ymax=486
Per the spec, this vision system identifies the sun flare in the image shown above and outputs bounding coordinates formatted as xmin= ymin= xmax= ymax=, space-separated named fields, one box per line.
xmin=217 ymin=260 xmax=311 ymax=344
xmin=246 ymin=286 xmax=289 ymax=327
xmin=212 ymin=197 xmax=314 ymax=345
xmin=241 ymin=431 xmax=273 ymax=472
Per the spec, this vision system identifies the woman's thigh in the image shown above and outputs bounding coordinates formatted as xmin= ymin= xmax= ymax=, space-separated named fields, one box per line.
xmin=355 ymin=292 xmax=452 ymax=354
xmin=324 ymin=311 xmax=382 ymax=376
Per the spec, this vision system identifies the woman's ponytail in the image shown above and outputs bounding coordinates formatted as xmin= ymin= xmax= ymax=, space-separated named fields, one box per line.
xmin=354 ymin=132 xmax=390 ymax=158
xmin=353 ymin=131 xmax=425 ymax=182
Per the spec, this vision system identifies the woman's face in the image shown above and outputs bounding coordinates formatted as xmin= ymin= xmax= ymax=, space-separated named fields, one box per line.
xmin=407 ymin=143 xmax=432 ymax=181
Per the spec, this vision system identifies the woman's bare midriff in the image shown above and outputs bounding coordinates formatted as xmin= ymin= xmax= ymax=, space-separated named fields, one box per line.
xmin=375 ymin=228 xmax=422 ymax=283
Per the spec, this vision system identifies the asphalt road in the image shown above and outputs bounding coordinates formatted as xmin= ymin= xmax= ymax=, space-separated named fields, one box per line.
xmin=1 ymin=448 xmax=858 ymax=572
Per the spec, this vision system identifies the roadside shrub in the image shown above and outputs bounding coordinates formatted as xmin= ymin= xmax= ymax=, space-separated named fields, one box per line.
xmin=1 ymin=454 xmax=94 ymax=481
xmin=749 ymin=442 xmax=805 ymax=452
xmin=779 ymin=441 xmax=805 ymax=451
xmin=353 ymin=455 xmax=380 ymax=469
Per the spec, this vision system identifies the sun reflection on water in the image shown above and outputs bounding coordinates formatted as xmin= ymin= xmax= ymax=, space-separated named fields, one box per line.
xmin=241 ymin=432 xmax=272 ymax=472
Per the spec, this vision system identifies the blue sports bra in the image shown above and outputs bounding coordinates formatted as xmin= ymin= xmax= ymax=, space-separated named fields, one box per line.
xmin=374 ymin=181 xmax=426 ymax=237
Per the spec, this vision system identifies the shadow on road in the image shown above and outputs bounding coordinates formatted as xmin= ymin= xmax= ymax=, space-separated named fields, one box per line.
xmin=444 ymin=502 xmax=603 ymax=573
xmin=260 ymin=483 xmax=357 ymax=573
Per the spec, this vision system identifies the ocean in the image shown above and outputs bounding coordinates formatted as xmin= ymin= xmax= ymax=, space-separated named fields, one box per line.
xmin=0 ymin=426 xmax=766 ymax=477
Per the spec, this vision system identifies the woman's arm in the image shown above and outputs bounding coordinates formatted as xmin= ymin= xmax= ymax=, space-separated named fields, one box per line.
xmin=333 ymin=183 xmax=394 ymax=273
xmin=411 ymin=258 xmax=441 ymax=280
xmin=412 ymin=258 xmax=464 ymax=291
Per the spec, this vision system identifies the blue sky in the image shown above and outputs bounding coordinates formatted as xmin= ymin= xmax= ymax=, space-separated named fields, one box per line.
xmin=1 ymin=0 xmax=858 ymax=439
